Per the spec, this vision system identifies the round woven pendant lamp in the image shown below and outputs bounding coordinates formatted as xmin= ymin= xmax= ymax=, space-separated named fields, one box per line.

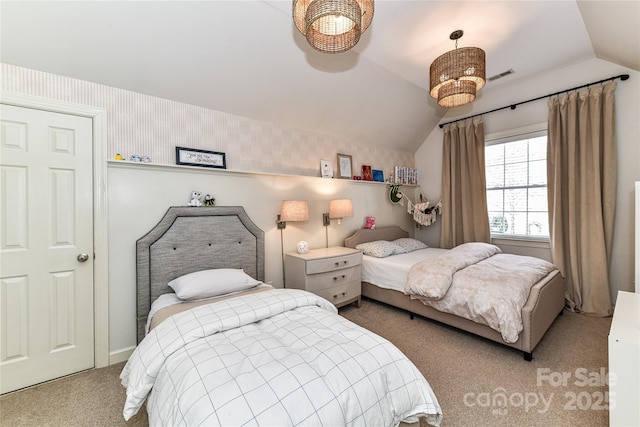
xmin=429 ymin=30 xmax=486 ymax=107
xmin=437 ymin=80 xmax=477 ymax=108
xmin=293 ymin=0 xmax=374 ymax=54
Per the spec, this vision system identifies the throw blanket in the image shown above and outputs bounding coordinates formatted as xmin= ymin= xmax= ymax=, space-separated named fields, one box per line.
xmin=406 ymin=242 xmax=502 ymax=300
xmin=405 ymin=243 xmax=556 ymax=343
xmin=121 ymin=289 xmax=442 ymax=426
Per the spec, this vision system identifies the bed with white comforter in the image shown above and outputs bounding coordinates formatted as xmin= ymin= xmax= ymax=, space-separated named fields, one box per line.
xmin=345 ymin=226 xmax=566 ymax=360
xmin=404 ymin=242 xmax=556 ymax=343
xmin=122 ymin=289 xmax=441 ymax=426
xmin=124 ymin=207 xmax=442 ymax=426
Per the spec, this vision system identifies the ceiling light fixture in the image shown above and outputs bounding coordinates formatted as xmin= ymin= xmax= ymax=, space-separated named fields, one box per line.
xmin=429 ymin=30 xmax=486 ymax=108
xmin=293 ymin=0 xmax=374 ymax=54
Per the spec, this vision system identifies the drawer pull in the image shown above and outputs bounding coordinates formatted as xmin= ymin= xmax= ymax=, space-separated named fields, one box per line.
xmin=332 ymin=291 xmax=347 ymax=300
xmin=332 ymin=275 xmax=346 ymax=281
xmin=333 ymin=260 xmax=349 ymax=266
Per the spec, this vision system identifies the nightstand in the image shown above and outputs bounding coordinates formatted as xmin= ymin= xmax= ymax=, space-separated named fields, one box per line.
xmin=285 ymin=247 xmax=362 ymax=308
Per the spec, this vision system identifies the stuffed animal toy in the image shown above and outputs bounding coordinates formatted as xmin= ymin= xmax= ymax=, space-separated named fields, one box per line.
xmin=188 ymin=190 xmax=203 ymax=207
xmin=364 ymin=216 xmax=376 ymax=229
xmin=204 ymin=194 xmax=216 ymax=206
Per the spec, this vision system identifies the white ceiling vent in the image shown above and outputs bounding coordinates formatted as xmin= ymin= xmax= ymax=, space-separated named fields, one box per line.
xmin=488 ymin=69 xmax=515 ymax=82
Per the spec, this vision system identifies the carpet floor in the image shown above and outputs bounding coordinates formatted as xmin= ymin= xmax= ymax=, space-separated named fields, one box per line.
xmin=0 ymin=297 xmax=611 ymax=426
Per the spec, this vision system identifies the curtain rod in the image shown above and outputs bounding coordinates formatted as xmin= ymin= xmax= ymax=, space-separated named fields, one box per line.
xmin=438 ymin=73 xmax=630 ymax=129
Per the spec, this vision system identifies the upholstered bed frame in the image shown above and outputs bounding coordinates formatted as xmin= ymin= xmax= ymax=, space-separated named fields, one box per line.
xmin=135 ymin=206 xmax=264 ymax=343
xmin=344 ymin=226 xmax=565 ymax=360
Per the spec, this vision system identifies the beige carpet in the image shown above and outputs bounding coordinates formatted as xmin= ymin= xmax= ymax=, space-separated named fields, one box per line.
xmin=0 ymin=298 xmax=611 ymax=426
xmin=341 ymin=299 xmax=611 ymax=427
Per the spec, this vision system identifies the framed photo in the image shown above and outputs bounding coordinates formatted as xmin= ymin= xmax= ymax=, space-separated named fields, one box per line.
xmin=320 ymin=159 xmax=333 ymax=178
xmin=337 ymin=153 xmax=352 ymax=179
xmin=372 ymin=169 xmax=384 ymax=182
xmin=176 ymin=146 xmax=226 ymax=169
xmin=362 ymin=165 xmax=373 ymax=181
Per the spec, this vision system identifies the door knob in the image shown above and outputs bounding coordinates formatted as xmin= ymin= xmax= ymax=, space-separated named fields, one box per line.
xmin=77 ymin=253 xmax=89 ymax=263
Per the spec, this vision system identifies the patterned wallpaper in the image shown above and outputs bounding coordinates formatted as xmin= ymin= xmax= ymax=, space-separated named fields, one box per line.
xmin=2 ymin=63 xmax=414 ymax=178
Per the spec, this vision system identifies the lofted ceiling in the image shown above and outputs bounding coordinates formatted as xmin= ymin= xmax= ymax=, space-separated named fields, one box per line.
xmin=1 ymin=1 xmax=638 ymax=153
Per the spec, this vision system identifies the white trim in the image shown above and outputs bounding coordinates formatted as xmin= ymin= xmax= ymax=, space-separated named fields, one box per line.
xmin=1 ymin=91 xmax=110 ymax=368
xmin=491 ymin=236 xmax=550 ymax=249
xmin=636 ymin=181 xmax=639 ymax=294
xmin=109 ymin=346 xmax=135 ymax=365
xmin=485 ymin=122 xmax=547 ymax=146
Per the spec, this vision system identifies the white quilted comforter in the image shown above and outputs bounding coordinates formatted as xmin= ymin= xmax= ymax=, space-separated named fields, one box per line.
xmin=405 ymin=243 xmax=556 ymax=343
xmin=121 ymin=289 xmax=442 ymax=426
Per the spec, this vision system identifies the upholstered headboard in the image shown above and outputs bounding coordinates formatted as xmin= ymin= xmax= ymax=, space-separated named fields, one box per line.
xmin=344 ymin=226 xmax=409 ymax=248
xmin=136 ymin=206 xmax=264 ymax=343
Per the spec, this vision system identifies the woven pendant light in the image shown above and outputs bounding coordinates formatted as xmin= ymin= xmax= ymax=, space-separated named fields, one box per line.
xmin=430 ymin=30 xmax=486 ymax=108
xmin=293 ymin=0 xmax=374 ymax=54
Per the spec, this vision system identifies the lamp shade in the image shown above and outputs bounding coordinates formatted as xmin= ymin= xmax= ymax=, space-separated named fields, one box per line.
xmin=429 ymin=32 xmax=485 ymax=108
xmin=280 ymin=200 xmax=309 ymax=222
xmin=329 ymin=199 xmax=354 ymax=219
xmin=293 ymin=0 xmax=374 ymax=54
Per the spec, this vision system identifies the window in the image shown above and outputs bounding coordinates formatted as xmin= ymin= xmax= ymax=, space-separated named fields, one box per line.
xmin=485 ymin=130 xmax=549 ymax=239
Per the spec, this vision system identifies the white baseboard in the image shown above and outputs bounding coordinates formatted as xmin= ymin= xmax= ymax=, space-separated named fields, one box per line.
xmin=109 ymin=346 xmax=135 ymax=365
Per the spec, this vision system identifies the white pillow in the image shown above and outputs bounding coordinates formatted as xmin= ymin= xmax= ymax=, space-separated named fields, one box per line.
xmin=168 ymin=268 xmax=260 ymax=301
xmin=393 ymin=238 xmax=428 ymax=253
xmin=355 ymin=240 xmax=406 ymax=258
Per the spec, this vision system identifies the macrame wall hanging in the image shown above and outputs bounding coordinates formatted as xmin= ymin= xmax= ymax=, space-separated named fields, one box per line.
xmin=389 ymin=185 xmax=442 ymax=228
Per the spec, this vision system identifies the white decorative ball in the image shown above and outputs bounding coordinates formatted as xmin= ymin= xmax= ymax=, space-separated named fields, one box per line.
xmin=296 ymin=241 xmax=309 ymax=254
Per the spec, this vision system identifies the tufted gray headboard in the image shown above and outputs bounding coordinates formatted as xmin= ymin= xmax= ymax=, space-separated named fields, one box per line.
xmin=136 ymin=206 xmax=264 ymax=343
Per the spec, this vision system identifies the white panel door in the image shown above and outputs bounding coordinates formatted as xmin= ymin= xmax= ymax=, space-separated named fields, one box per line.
xmin=0 ymin=104 xmax=94 ymax=394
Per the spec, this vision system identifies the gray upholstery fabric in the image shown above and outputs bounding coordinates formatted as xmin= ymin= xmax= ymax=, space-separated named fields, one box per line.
xmin=136 ymin=206 xmax=264 ymax=343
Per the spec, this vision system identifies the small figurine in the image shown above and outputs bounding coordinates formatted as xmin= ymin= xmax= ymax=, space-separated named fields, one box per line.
xmin=204 ymin=194 xmax=216 ymax=206
xmin=364 ymin=216 xmax=376 ymax=229
xmin=115 ymin=153 xmax=123 ymax=160
xmin=188 ymin=190 xmax=203 ymax=207
xmin=296 ymin=240 xmax=309 ymax=254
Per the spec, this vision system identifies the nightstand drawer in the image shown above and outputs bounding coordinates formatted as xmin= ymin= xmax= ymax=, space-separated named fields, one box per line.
xmin=285 ymin=247 xmax=362 ymax=308
xmin=314 ymin=281 xmax=361 ymax=307
xmin=305 ymin=252 xmax=362 ymax=274
xmin=304 ymin=266 xmax=361 ymax=292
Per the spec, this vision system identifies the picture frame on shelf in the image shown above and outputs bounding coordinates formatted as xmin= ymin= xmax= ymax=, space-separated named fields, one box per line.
xmin=372 ymin=169 xmax=384 ymax=182
xmin=176 ymin=146 xmax=226 ymax=169
xmin=337 ymin=153 xmax=353 ymax=179
xmin=362 ymin=165 xmax=373 ymax=181
xmin=320 ymin=159 xmax=333 ymax=178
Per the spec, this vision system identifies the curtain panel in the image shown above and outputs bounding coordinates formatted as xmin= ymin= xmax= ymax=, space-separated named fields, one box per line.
xmin=440 ymin=118 xmax=490 ymax=249
xmin=547 ymin=81 xmax=617 ymax=316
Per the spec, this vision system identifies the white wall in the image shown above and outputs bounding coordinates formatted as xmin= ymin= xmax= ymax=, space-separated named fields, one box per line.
xmin=1 ymin=63 xmax=419 ymax=361
xmin=4 ymin=58 xmax=637 ymax=358
xmin=415 ymin=58 xmax=640 ymax=304
xmin=108 ymin=162 xmax=413 ymax=357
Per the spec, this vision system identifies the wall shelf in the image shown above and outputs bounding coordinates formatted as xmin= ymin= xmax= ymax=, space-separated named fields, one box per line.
xmin=107 ymin=160 xmax=414 ymax=186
